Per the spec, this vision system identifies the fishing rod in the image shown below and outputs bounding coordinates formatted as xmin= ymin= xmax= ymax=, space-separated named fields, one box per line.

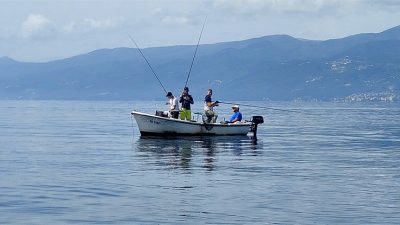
xmin=184 ymin=16 xmax=207 ymax=88
xmin=128 ymin=34 xmax=168 ymax=94
xmin=217 ymin=101 xmax=300 ymax=113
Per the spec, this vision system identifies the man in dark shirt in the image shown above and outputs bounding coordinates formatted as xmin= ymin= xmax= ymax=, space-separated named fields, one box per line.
xmin=179 ymin=87 xmax=194 ymax=120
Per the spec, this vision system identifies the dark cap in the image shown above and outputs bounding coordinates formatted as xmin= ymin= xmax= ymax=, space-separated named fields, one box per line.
xmin=166 ymin=91 xmax=173 ymax=97
xmin=184 ymin=87 xmax=189 ymax=91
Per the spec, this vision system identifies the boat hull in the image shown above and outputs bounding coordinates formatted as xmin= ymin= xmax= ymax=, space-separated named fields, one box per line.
xmin=131 ymin=111 xmax=251 ymax=136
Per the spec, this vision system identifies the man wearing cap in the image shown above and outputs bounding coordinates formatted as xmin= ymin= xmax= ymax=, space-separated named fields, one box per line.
xmin=166 ymin=91 xmax=180 ymax=119
xmin=229 ymin=105 xmax=242 ymax=123
xmin=204 ymin=89 xmax=219 ymax=123
xmin=179 ymin=87 xmax=194 ymax=121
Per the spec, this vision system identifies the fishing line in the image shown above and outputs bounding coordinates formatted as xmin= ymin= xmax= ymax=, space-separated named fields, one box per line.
xmin=128 ymin=34 xmax=168 ymax=94
xmin=184 ymin=16 xmax=207 ymax=88
xmin=217 ymin=101 xmax=301 ymax=113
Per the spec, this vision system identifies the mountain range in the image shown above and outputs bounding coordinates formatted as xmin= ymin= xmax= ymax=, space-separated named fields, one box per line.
xmin=1 ymin=25 xmax=400 ymax=101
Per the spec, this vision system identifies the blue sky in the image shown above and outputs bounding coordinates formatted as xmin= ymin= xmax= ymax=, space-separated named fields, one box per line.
xmin=1 ymin=0 xmax=400 ymax=62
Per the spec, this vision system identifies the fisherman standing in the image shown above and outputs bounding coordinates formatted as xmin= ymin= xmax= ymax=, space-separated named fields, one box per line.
xmin=179 ymin=87 xmax=194 ymax=120
xmin=204 ymin=89 xmax=219 ymax=123
xmin=166 ymin=91 xmax=180 ymax=119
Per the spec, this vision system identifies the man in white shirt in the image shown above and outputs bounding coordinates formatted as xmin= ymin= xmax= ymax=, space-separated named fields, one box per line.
xmin=166 ymin=91 xmax=180 ymax=118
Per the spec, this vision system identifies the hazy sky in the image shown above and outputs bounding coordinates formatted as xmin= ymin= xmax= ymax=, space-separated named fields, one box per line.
xmin=1 ymin=0 xmax=400 ymax=62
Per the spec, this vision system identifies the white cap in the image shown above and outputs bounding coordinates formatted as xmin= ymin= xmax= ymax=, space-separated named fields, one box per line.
xmin=232 ymin=105 xmax=239 ymax=109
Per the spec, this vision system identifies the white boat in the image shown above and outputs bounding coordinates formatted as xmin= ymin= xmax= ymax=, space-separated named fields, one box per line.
xmin=129 ymin=27 xmax=264 ymax=137
xmin=131 ymin=110 xmax=263 ymax=136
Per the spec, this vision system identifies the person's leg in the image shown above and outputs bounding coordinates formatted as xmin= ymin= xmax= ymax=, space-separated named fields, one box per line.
xmin=173 ymin=111 xmax=179 ymax=119
xmin=180 ymin=108 xmax=187 ymax=120
xmin=205 ymin=110 xmax=214 ymax=123
xmin=213 ymin=113 xmax=218 ymax=123
xmin=186 ymin=110 xmax=192 ymax=120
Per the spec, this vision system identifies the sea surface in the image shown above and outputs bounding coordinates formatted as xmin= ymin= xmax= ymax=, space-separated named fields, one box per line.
xmin=1 ymin=100 xmax=399 ymax=224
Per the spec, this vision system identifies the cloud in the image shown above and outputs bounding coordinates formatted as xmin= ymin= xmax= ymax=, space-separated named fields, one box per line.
xmin=361 ymin=0 xmax=400 ymax=12
xmin=364 ymin=0 xmax=400 ymax=7
xmin=62 ymin=22 xmax=77 ymax=33
xmin=3 ymin=0 xmax=398 ymax=62
xmin=62 ymin=17 xmax=124 ymax=34
xmin=20 ymin=14 xmax=56 ymax=40
xmin=83 ymin=18 xmax=122 ymax=30
xmin=19 ymin=14 xmax=124 ymax=41
xmin=161 ymin=16 xmax=190 ymax=26
xmin=212 ymin=0 xmax=348 ymax=15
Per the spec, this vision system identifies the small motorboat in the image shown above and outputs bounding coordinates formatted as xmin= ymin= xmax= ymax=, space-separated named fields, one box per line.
xmin=131 ymin=110 xmax=263 ymax=136
xmin=129 ymin=25 xmax=264 ymax=137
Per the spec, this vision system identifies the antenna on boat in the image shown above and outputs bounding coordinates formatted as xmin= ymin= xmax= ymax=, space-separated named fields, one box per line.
xmin=128 ymin=34 xmax=168 ymax=94
xmin=184 ymin=16 xmax=207 ymax=89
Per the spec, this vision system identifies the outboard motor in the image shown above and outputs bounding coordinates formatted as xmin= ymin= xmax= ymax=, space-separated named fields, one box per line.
xmin=250 ymin=116 xmax=264 ymax=138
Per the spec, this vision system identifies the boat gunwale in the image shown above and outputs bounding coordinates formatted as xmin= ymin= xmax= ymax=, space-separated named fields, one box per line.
xmin=131 ymin=110 xmax=251 ymax=127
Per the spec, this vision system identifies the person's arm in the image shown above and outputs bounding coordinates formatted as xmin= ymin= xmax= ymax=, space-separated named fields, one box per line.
xmin=229 ymin=113 xmax=236 ymax=122
xmin=206 ymin=98 xmax=218 ymax=107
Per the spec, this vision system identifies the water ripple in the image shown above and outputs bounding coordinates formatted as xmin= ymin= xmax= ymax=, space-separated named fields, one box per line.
xmin=0 ymin=100 xmax=399 ymax=224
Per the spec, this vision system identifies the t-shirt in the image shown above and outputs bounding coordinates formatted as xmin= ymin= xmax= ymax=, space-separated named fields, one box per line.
xmin=180 ymin=94 xmax=193 ymax=110
xmin=229 ymin=112 xmax=242 ymax=122
xmin=204 ymin=95 xmax=213 ymax=111
xmin=169 ymin=97 xmax=179 ymax=111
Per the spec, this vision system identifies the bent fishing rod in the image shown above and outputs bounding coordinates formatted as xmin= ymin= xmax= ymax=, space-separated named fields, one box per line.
xmin=128 ymin=34 xmax=168 ymax=94
xmin=217 ymin=101 xmax=300 ymax=113
xmin=184 ymin=16 xmax=207 ymax=89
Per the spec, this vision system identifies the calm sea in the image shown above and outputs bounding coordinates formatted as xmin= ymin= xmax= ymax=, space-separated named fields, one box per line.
xmin=1 ymin=100 xmax=399 ymax=224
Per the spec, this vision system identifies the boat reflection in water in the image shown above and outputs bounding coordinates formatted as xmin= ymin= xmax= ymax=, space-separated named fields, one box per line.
xmin=135 ymin=136 xmax=263 ymax=171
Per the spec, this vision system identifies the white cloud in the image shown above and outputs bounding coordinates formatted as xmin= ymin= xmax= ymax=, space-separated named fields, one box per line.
xmin=62 ymin=21 xmax=77 ymax=33
xmin=62 ymin=17 xmax=124 ymax=34
xmin=20 ymin=14 xmax=56 ymax=39
xmin=83 ymin=18 xmax=121 ymax=30
xmin=361 ymin=0 xmax=400 ymax=12
xmin=161 ymin=16 xmax=190 ymax=25
xmin=212 ymin=0 xmax=349 ymax=15
xmin=1 ymin=0 xmax=399 ymax=62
